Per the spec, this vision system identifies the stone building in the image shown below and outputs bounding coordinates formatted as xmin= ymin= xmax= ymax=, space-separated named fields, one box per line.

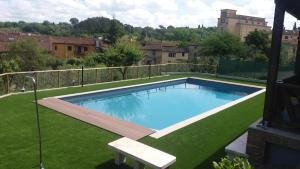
xmin=217 ymin=9 xmax=271 ymax=40
xmin=0 ymin=32 xmax=104 ymax=59
xmin=141 ymin=42 xmax=190 ymax=64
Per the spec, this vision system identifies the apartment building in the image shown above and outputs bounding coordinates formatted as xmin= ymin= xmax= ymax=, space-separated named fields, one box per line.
xmin=217 ymin=9 xmax=271 ymax=40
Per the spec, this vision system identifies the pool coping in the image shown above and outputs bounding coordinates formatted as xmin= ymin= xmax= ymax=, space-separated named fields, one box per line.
xmin=52 ymin=77 xmax=189 ymax=99
xmin=41 ymin=77 xmax=265 ymax=139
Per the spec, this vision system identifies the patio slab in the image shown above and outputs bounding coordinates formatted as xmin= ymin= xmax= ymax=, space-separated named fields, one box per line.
xmin=225 ymin=132 xmax=248 ymax=158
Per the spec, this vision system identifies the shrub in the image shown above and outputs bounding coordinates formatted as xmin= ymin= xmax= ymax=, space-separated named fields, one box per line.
xmin=254 ymin=53 xmax=269 ymax=63
xmin=212 ymin=156 xmax=253 ymax=169
xmin=83 ymin=55 xmax=97 ymax=67
xmin=66 ymin=58 xmax=83 ymax=66
xmin=0 ymin=59 xmax=20 ymax=73
xmin=45 ymin=56 xmax=64 ymax=70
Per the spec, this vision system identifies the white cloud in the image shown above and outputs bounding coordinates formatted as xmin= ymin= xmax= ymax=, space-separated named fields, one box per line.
xmin=0 ymin=0 xmax=298 ymax=29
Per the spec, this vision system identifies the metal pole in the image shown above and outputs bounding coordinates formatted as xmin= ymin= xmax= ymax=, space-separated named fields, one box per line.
xmin=6 ymin=74 xmax=9 ymax=94
xmin=95 ymin=69 xmax=98 ymax=83
xmin=57 ymin=71 xmax=60 ymax=88
xmin=148 ymin=63 xmax=151 ymax=79
xmin=26 ymin=76 xmax=44 ymax=169
xmin=81 ymin=66 xmax=84 ymax=87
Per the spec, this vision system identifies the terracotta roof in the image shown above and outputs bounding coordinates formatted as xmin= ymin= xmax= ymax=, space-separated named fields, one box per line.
xmin=0 ymin=33 xmax=98 ymax=52
xmin=0 ymin=42 xmax=8 ymax=52
xmin=162 ymin=46 xmax=187 ymax=53
xmin=0 ymin=32 xmax=23 ymax=42
xmin=142 ymin=42 xmax=188 ymax=53
xmin=142 ymin=44 xmax=163 ymax=50
xmin=32 ymin=35 xmax=52 ymax=51
xmin=50 ymin=36 xmax=95 ymax=45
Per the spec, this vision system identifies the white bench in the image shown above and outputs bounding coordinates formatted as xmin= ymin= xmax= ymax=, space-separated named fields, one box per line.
xmin=108 ymin=137 xmax=176 ymax=169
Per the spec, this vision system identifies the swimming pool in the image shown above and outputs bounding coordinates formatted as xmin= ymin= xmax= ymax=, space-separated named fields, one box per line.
xmin=61 ymin=78 xmax=263 ymax=133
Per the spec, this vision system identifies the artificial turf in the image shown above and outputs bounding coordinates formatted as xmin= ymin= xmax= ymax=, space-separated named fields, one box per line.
xmin=0 ymin=75 xmax=265 ymax=169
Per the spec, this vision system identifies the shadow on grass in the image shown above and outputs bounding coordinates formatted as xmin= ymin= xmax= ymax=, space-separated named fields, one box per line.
xmin=193 ymin=148 xmax=226 ymax=169
xmin=95 ymin=148 xmax=226 ymax=169
xmin=95 ymin=159 xmax=133 ymax=169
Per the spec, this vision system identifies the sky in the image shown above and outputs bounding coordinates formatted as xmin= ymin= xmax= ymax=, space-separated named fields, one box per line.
xmin=0 ymin=0 xmax=299 ymax=29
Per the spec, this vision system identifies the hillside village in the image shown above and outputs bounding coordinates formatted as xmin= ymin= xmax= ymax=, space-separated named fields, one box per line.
xmin=1 ymin=1 xmax=300 ymax=169
xmin=0 ymin=9 xmax=298 ymax=72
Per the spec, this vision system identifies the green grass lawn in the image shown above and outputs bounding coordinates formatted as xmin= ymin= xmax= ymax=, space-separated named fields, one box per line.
xmin=0 ymin=75 xmax=265 ymax=169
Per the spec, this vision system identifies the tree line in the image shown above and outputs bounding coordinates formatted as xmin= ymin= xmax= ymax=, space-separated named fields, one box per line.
xmin=0 ymin=17 xmax=217 ymax=43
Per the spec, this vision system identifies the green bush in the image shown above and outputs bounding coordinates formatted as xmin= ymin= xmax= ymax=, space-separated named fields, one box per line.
xmin=45 ymin=56 xmax=64 ymax=70
xmin=8 ymin=38 xmax=50 ymax=71
xmin=0 ymin=59 xmax=20 ymax=73
xmin=66 ymin=58 xmax=83 ymax=66
xmin=213 ymin=156 xmax=253 ymax=169
xmin=254 ymin=53 xmax=269 ymax=63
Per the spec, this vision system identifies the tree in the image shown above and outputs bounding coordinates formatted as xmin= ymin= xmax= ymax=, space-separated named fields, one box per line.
xmin=124 ymin=24 xmax=134 ymax=34
xmin=42 ymin=20 xmax=51 ymax=26
xmin=101 ymin=42 xmax=143 ymax=79
xmin=139 ymin=29 xmax=147 ymax=41
xmin=0 ymin=58 xmax=20 ymax=73
xmin=200 ymin=32 xmax=245 ymax=59
xmin=167 ymin=25 xmax=175 ymax=30
xmin=8 ymin=38 xmax=50 ymax=71
xmin=254 ymin=52 xmax=269 ymax=63
xmin=73 ymin=17 xmax=112 ymax=34
xmin=166 ymin=28 xmax=197 ymax=42
xmin=106 ymin=19 xmax=124 ymax=45
xmin=244 ymin=29 xmax=270 ymax=57
xmin=69 ymin=18 xmax=79 ymax=26
xmin=293 ymin=22 xmax=297 ymax=31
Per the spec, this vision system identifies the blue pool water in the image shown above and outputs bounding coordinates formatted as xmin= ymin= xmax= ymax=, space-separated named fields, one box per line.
xmin=63 ymin=79 xmax=260 ymax=130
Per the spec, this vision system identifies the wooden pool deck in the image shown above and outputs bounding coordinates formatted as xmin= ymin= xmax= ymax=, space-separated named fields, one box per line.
xmin=38 ymin=98 xmax=154 ymax=140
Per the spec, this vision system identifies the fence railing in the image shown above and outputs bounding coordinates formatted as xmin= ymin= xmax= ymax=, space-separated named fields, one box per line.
xmin=0 ymin=63 xmax=217 ymax=97
xmin=217 ymin=59 xmax=294 ymax=80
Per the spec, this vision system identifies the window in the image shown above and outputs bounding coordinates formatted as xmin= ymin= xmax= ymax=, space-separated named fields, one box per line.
xmin=152 ymin=50 xmax=156 ymax=55
xmin=54 ymin=45 xmax=57 ymax=50
xmin=84 ymin=47 xmax=88 ymax=52
xmin=182 ymin=52 xmax=185 ymax=57
xmin=285 ymin=36 xmax=289 ymax=40
xmin=68 ymin=46 xmax=72 ymax=51
xmin=168 ymin=53 xmax=176 ymax=57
